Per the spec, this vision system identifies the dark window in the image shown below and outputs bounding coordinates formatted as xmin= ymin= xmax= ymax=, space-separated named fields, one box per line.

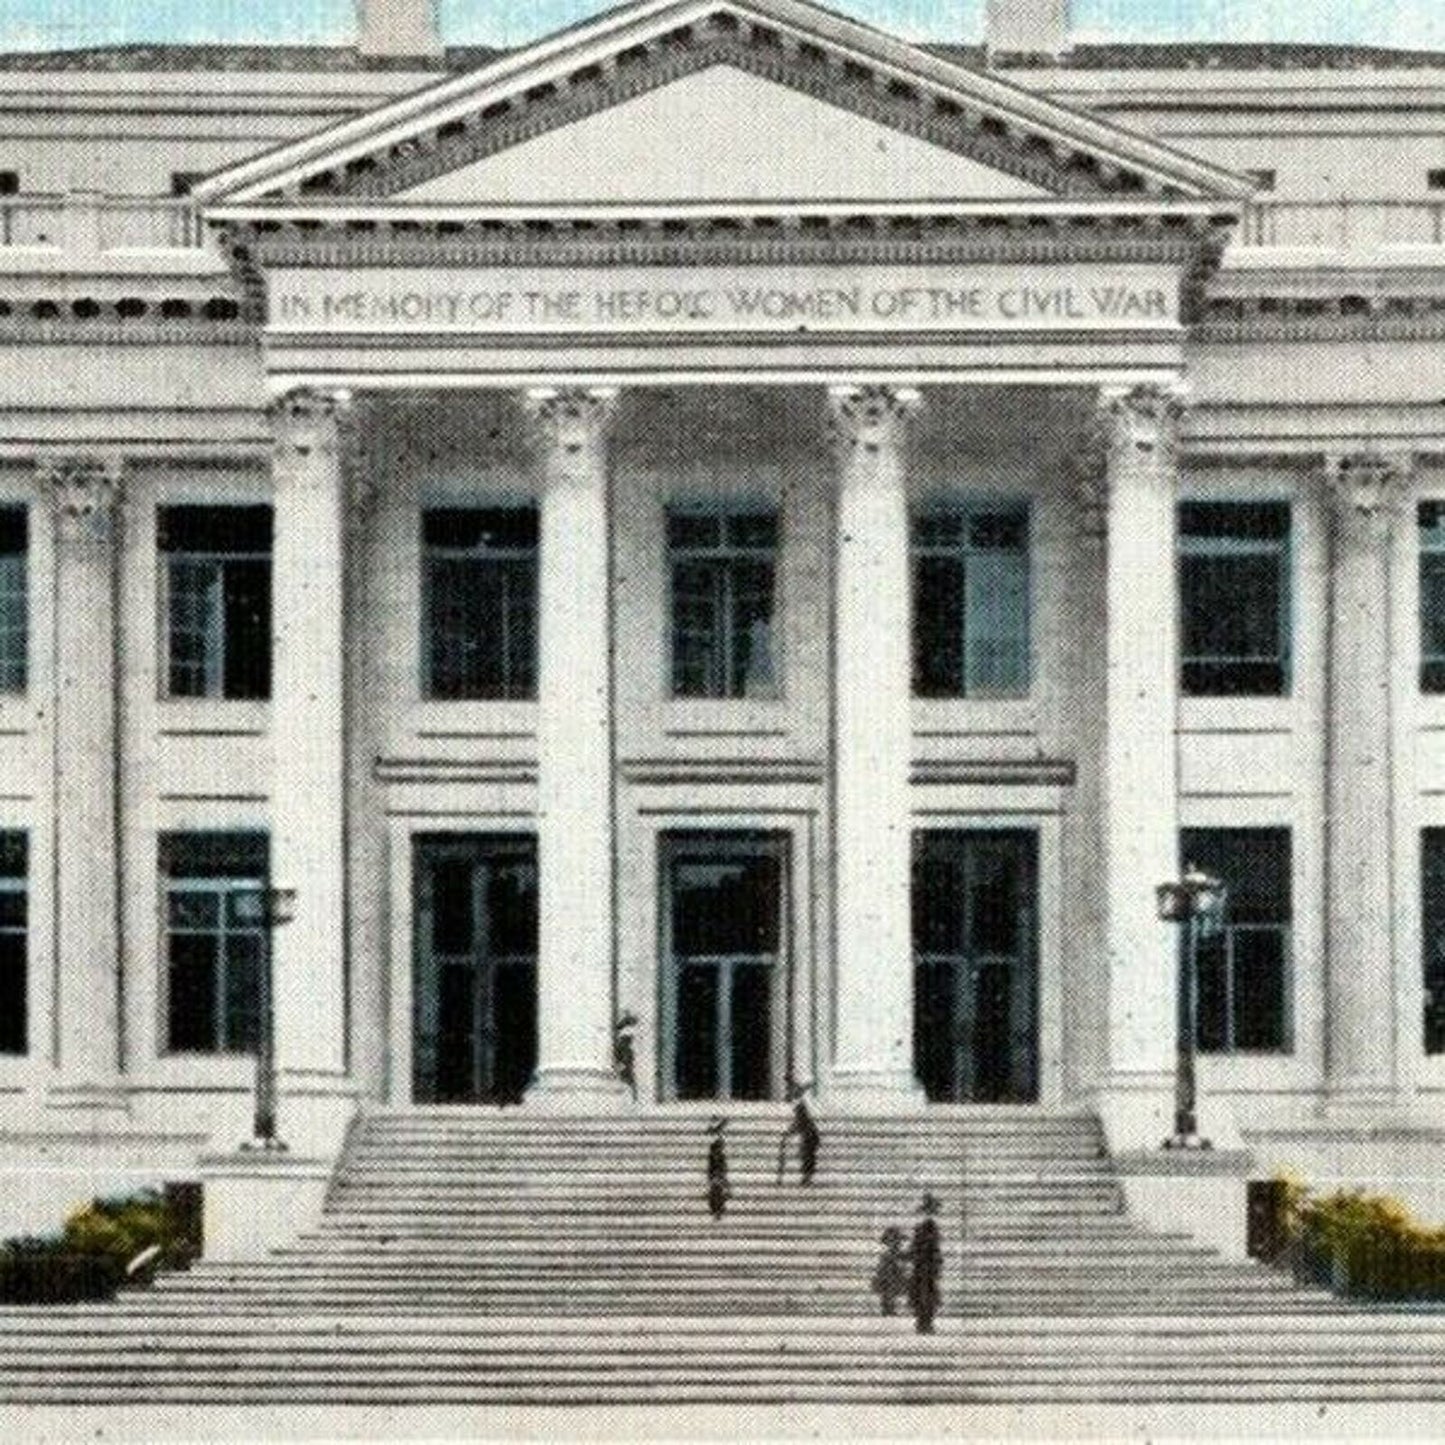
xmin=1247 ymin=169 xmax=1278 ymax=193
xmin=1179 ymin=501 xmax=1292 ymax=696
xmin=0 ymin=507 xmax=27 ymax=694
xmin=161 ymin=831 xmax=268 ymax=1054
xmin=0 ymin=832 xmax=27 ymax=1055
xmin=1419 ymin=503 xmax=1445 ymax=692
xmin=1181 ymin=828 xmax=1292 ymax=1053
xmin=1423 ymin=830 xmax=1445 ymax=1054
xmin=0 ymin=173 xmax=19 ymax=198
xmin=912 ymin=502 xmax=1030 ymax=699
xmin=159 ymin=505 xmax=272 ymax=700
xmin=422 ymin=507 xmax=538 ymax=701
xmin=668 ymin=506 xmax=779 ymax=699
xmin=1429 ymin=169 xmax=1445 ymax=193
xmin=170 ymin=173 xmax=203 ymax=198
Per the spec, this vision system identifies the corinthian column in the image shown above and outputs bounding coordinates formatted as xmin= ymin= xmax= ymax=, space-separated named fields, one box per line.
xmin=270 ymin=389 xmax=351 ymax=1105
xmin=45 ymin=456 xmax=128 ymax=1112
xmin=525 ymin=387 xmax=629 ymax=1111
xmin=827 ymin=384 xmax=926 ymax=1111
xmin=1324 ymin=451 xmax=1408 ymax=1114
xmin=1099 ymin=385 xmax=1185 ymax=1140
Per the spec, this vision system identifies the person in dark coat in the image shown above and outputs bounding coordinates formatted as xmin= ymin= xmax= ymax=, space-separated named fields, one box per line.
xmin=706 ymin=1117 xmax=731 ymax=1220
xmin=871 ymin=1226 xmax=908 ymax=1316
xmin=907 ymin=1192 xmax=943 ymax=1334
xmin=776 ymin=1087 xmax=821 ymax=1186
xmin=612 ymin=1011 xmax=638 ymax=1102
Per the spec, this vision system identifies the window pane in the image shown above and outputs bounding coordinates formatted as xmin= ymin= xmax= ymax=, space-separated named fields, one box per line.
xmin=730 ymin=560 xmax=776 ymax=699
xmin=671 ymin=852 xmax=780 ymax=957
xmin=1232 ymin=930 xmax=1288 ymax=1050
xmin=965 ymin=550 xmax=1029 ymax=697
xmin=1181 ymin=501 xmax=1290 ymax=543
xmin=0 ymin=930 xmax=24 ymax=1055
xmin=431 ymin=859 xmax=474 ymax=956
xmin=0 ymin=550 xmax=27 ymax=694
xmin=913 ymin=555 xmax=965 ymax=698
xmin=667 ymin=512 xmax=720 ymax=551
xmin=223 ymin=934 xmax=261 ymax=1053
xmin=672 ymin=560 xmax=723 ymax=698
xmin=161 ymin=831 xmax=268 ymax=880
xmin=423 ymin=507 xmax=537 ymax=553
xmin=675 ymin=963 xmax=719 ymax=1100
xmin=488 ymin=857 xmax=539 ymax=958
xmin=425 ymin=555 xmax=517 ymax=700
xmin=1422 ymin=554 xmax=1445 ymax=693
xmin=728 ymin=513 xmax=778 ymax=550
xmin=1195 ymin=934 xmax=1229 ymax=1052
xmin=167 ymin=558 xmax=222 ymax=698
xmin=168 ymin=935 xmax=219 ymax=1052
xmin=730 ymin=962 xmax=773 ymax=1100
xmin=159 ymin=505 xmax=271 ymax=555
xmin=1424 ymin=830 xmax=1445 ymax=1054
xmin=222 ymin=558 xmax=272 ymax=700
xmin=913 ymin=841 xmax=965 ymax=955
xmin=168 ymin=890 xmax=220 ymax=930
xmin=1181 ymin=552 xmax=1287 ymax=696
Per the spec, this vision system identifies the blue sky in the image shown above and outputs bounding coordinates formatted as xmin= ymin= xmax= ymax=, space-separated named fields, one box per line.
xmin=0 ymin=1 xmax=1438 ymax=51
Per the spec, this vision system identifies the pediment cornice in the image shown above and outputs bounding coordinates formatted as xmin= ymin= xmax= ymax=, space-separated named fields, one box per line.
xmin=198 ymin=1 xmax=1254 ymax=214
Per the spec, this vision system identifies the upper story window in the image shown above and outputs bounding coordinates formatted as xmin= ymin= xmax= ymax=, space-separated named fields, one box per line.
xmin=912 ymin=501 xmax=1030 ymax=700
xmin=1418 ymin=503 xmax=1445 ymax=693
xmin=422 ymin=506 xmax=538 ymax=702
xmin=1246 ymin=168 xmax=1278 ymax=193
xmin=1428 ymin=169 xmax=1445 ymax=193
xmin=170 ymin=173 xmax=202 ymax=198
xmin=159 ymin=505 xmax=272 ymax=701
xmin=1181 ymin=827 xmax=1293 ymax=1054
xmin=0 ymin=832 xmax=26 ymax=1056
xmin=0 ymin=173 xmax=19 ymax=198
xmin=668 ymin=506 xmax=779 ymax=700
xmin=0 ymin=507 xmax=27 ymax=696
xmin=161 ymin=831 xmax=267 ymax=1055
xmin=1423 ymin=830 xmax=1445 ymax=1054
xmin=1179 ymin=501 xmax=1292 ymax=697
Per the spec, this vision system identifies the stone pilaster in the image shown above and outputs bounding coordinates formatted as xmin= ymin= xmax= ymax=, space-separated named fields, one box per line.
xmin=524 ymin=387 xmax=630 ymax=1111
xmin=269 ymin=389 xmax=352 ymax=1116
xmin=826 ymin=384 xmax=926 ymax=1111
xmin=1323 ymin=450 xmax=1409 ymax=1115
xmin=1098 ymin=384 xmax=1186 ymax=1144
xmin=44 ymin=455 xmax=128 ymax=1113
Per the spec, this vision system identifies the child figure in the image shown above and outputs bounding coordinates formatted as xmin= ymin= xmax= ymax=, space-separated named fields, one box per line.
xmin=871 ymin=1226 xmax=908 ymax=1316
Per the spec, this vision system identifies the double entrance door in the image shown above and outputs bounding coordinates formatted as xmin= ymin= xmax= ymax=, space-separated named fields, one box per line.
xmin=661 ymin=832 xmax=790 ymax=1102
xmin=913 ymin=829 xmax=1039 ymax=1104
xmin=413 ymin=835 xmax=538 ymax=1105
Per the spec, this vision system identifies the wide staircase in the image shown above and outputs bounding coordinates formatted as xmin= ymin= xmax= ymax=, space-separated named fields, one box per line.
xmin=5 ymin=1110 xmax=1445 ymax=1404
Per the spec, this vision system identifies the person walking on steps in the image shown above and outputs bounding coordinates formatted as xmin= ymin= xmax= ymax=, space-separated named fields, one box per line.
xmin=907 ymin=1192 xmax=943 ymax=1334
xmin=775 ymin=1085 xmax=821 ymax=1186
xmin=612 ymin=1011 xmax=638 ymax=1102
xmin=706 ymin=1117 xmax=731 ymax=1220
xmin=871 ymin=1226 xmax=908 ymax=1316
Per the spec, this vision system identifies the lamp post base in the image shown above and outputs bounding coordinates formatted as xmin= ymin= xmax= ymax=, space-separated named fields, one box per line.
xmin=239 ymin=1135 xmax=290 ymax=1155
xmin=1161 ymin=1131 xmax=1214 ymax=1152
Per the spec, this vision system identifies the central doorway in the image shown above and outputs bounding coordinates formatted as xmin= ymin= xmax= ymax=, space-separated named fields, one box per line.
xmin=660 ymin=831 xmax=790 ymax=1102
xmin=413 ymin=835 xmax=537 ymax=1105
xmin=913 ymin=829 xmax=1039 ymax=1104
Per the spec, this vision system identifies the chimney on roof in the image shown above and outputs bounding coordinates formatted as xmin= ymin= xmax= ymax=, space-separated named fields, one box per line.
xmin=984 ymin=0 xmax=1070 ymax=64
xmin=356 ymin=0 xmax=443 ymax=60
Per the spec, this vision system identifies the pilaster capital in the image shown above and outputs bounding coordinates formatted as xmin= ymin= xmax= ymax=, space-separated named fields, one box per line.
xmin=523 ymin=387 xmax=620 ymax=457
xmin=1326 ymin=450 xmax=1412 ymax=546
xmin=827 ymin=384 xmax=923 ymax=456
xmin=1100 ymin=382 xmax=1189 ymax=467
xmin=269 ymin=387 xmax=354 ymax=468
xmin=40 ymin=454 xmax=124 ymax=543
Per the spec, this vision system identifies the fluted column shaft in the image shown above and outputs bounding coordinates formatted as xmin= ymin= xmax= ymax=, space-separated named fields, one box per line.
xmin=270 ymin=389 xmax=350 ymax=1084
xmin=1100 ymin=386 xmax=1185 ymax=1113
xmin=1324 ymin=452 xmax=1407 ymax=1112
xmin=46 ymin=457 xmax=126 ymax=1108
xmin=526 ymin=387 xmax=628 ymax=1110
xmin=827 ymin=384 xmax=926 ymax=1110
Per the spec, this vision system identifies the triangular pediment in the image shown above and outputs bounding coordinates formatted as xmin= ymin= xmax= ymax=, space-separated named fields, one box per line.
xmin=400 ymin=66 xmax=1050 ymax=205
xmin=198 ymin=0 xmax=1253 ymax=212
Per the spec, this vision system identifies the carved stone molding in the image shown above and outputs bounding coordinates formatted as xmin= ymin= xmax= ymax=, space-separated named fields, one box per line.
xmin=1061 ymin=407 xmax=1111 ymax=538
xmin=523 ymin=386 xmax=620 ymax=457
xmin=827 ymin=384 xmax=923 ymax=456
xmin=40 ymin=456 xmax=124 ymax=543
xmin=1327 ymin=450 xmax=1412 ymax=546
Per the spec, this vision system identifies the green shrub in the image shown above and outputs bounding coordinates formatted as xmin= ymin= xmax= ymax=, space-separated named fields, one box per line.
xmin=1282 ymin=1178 xmax=1445 ymax=1301
xmin=0 ymin=1188 xmax=195 ymax=1305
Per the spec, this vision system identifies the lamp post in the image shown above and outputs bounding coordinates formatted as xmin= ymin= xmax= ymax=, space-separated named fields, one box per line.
xmin=1155 ymin=865 xmax=1227 ymax=1151
xmin=236 ymin=885 xmax=297 ymax=1152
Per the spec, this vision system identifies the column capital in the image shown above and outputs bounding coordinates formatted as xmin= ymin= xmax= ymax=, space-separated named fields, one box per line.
xmin=1101 ymin=382 xmax=1189 ymax=465
xmin=269 ymin=387 xmax=354 ymax=466
xmin=1326 ymin=450 xmax=1411 ymax=547
xmin=524 ymin=386 xmax=620 ymax=455
xmin=827 ymin=384 xmax=923 ymax=455
xmin=40 ymin=455 xmax=124 ymax=542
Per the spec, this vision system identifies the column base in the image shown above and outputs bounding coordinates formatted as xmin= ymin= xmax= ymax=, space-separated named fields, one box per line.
xmin=524 ymin=1067 xmax=635 ymax=1114
xmin=823 ymin=1068 xmax=927 ymax=1115
xmin=1319 ymin=1085 xmax=1401 ymax=1126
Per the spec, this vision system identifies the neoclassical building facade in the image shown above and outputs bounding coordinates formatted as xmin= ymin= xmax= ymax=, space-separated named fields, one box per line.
xmin=2 ymin=0 xmax=1445 ymax=1230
